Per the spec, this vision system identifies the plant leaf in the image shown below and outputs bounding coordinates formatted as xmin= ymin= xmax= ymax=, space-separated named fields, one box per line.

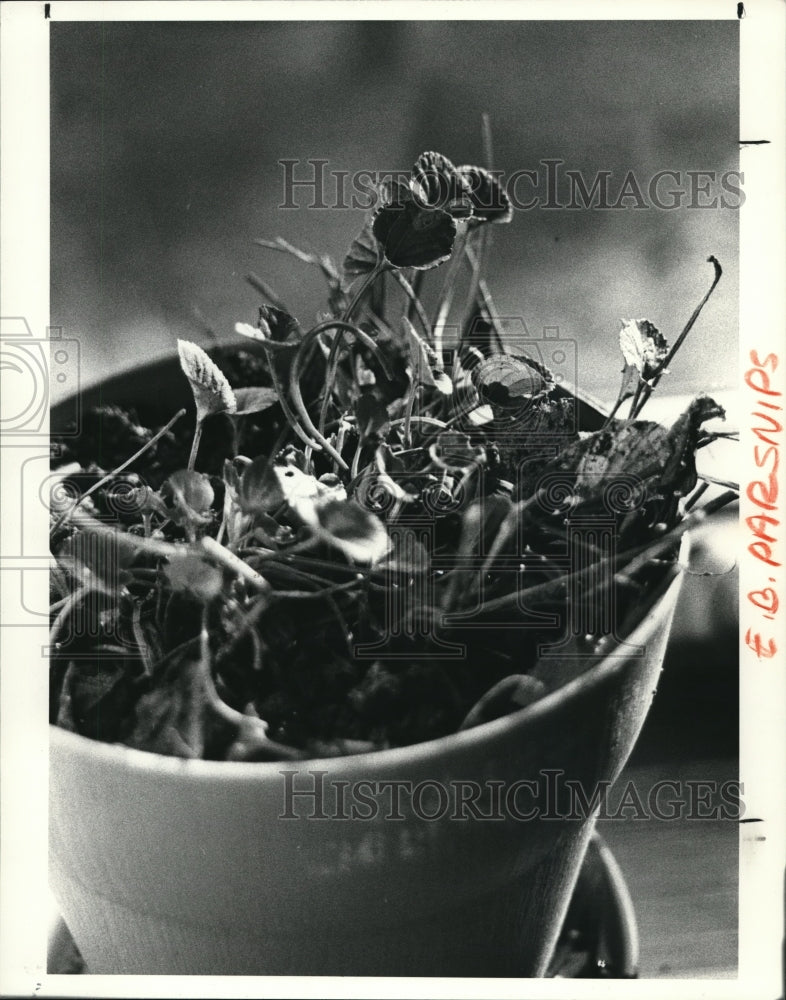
xmin=412 ymin=151 xmax=473 ymax=218
xmin=164 ymin=469 xmax=214 ymax=512
xmin=164 ymin=554 xmax=224 ymax=602
xmin=233 ymin=386 xmax=280 ymax=416
xmin=126 ymin=644 xmax=211 ymax=759
xmin=313 ymin=499 xmax=391 ymax=565
xmin=354 ymin=390 xmax=391 ymax=442
xmin=457 ymin=164 xmax=513 ymax=223
xmin=471 ymin=354 xmax=552 ymax=410
xmin=343 ymin=218 xmax=381 ymax=277
xmin=537 ymin=395 xmax=725 ymax=513
xmin=617 ymin=362 xmax=641 ymax=403
xmin=177 ymin=340 xmax=237 ymax=423
xmin=619 ymin=318 xmax=669 ymax=380
xmin=377 ymin=532 xmax=431 ymax=574
xmin=402 ymin=317 xmax=453 ymax=394
xmin=429 ymin=430 xmax=482 ymax=470
xmin=372 ymin=201 xmax=456 ymax=270
xmin=238 ymin=456 xmax=323 ymax=519
xmin=59 ymin=529 xmax=140 ymax=591
xmin=258 ymin=305 xmax=303 ymax=343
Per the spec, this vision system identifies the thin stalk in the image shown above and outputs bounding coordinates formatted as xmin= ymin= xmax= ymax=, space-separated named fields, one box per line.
xmin=402 ymin=381 xmax=419 ymax=447
xmin=187 ymin=421 xmax=203 ymax=471
xmin=245 ymin=272 xmax=290 ymax=313
xmin=601 ymin=391 xmax=633 ymax=431
xmin=388 ymin=414 xmax=448 ymax=433
xmin=632 ymin=256 xmax=723 ymax=419
xmin=350 ymin=439 xmax=365 ymax=481
xmin=49 ymin=586 xmax=92 ymax=647
xmin=200 ymin=535 xmax=271 ymax=594
xmin=51 ymin=408 xmax=187 ymax=536
xmin=289 ymin=319 xmax=394 ymax=472
xmin=197 ymin=622 xmax=306 ymax=761
xmin=268 ymin=579 xmax=362 ymax=601
xmin=460 ymin=112 xmax=495 ymax=336
xmin=684 ymin=480 xmax=710 ymax=512
xmin=466 ymin=490 xmax=738 ymax=619
xmin=342 ymin=260 xmax=387 ymax=323
xmin=464 ymin=244 xmax=505 ymax=352
xmin=462 ymin=224 xmax=490 ymax=327
xmin=389 ymin=269 xmax=432 ymax=340
xmin=406 ymin=270 xmax=425 ymax=324
xmin=260 ymin=343 xmax=327 ymax=455
xmin=481 ymin=111 xmax=495 ymax=171
xmin=432 ymin=228 xmax=469 ymax=359
xmin=317 ymin=328 xmax=346 ymax=446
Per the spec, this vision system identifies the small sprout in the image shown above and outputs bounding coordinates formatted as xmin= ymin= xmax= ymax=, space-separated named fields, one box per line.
xmin=50 ymin=144 xmax=737 ymax=763
xmin=354 ymin=353 xmax=377 ymax=387
xmin=317 ymin=473 xmax=348 ymax=502
xmin=177 ymin=340 xmax=237 ymax=470
xmin=177 ymin=339 xmax=236 ymax=420
xmin=257 ymin=304 xmax=303 ymax=343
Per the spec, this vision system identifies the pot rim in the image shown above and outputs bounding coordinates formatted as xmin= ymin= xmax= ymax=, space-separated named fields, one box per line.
xmin=50 ymin=535 xmax=687 ymax=780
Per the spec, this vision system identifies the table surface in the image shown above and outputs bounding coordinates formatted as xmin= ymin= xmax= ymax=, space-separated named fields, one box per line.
xmin=599 ymin=755 xmax=738 ymax=979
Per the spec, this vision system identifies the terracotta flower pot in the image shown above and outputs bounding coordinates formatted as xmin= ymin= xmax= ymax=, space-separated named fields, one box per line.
xmin=49 ymin=358 xmax=685 ymax=976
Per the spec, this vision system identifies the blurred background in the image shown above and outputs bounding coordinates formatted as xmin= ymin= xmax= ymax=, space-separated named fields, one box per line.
xmin=51 ymin=20 xmax=739 ymax=400
xmin=50 ymin=18 xmax=740 ymax=978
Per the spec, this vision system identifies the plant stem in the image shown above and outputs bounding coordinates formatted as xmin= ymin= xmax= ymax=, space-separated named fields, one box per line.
xmin=50 ymin=408 xmax=187 ymax=536
xmin=260 ymin=343 xmax=325 ymax=455
xmin=402 ymin=381 xmax=419 ymax=447
xmin=460 ymin=489 xmax=738 ymax=619
xmin=342 ymin=261 xmax=387 ymax=323
xmin=289 ymin=319 xmax=394 ymax=472
xmin=632 ymin=256 xmax=722 ymax=419
xmin=462 ymin=224 xmax=490 ymax=326
xmin=200 ymin=536 xmax=271 ymax=594
xmin=432 ymin=228 xmax=468 ymax=359
xmin=245 ymin=271 xmax=290 ymax=313
xmin=389 ymin=269 xmax=432 ymax=340
xmin=187 ymin=420 xmax=203 ymax=471
xmin=464 ymin=245 xmax=505 ymax=353
xmin=317 ymin=328 xmax=346 ymax=447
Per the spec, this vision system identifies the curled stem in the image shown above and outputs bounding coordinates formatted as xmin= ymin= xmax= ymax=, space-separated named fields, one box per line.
xmin=290 ymin=319 xmax=394 ymax=473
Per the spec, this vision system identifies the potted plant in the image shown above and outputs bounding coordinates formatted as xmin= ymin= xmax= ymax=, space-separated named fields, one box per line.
xmin=48 ymin=151 xmax=736 ymax=976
